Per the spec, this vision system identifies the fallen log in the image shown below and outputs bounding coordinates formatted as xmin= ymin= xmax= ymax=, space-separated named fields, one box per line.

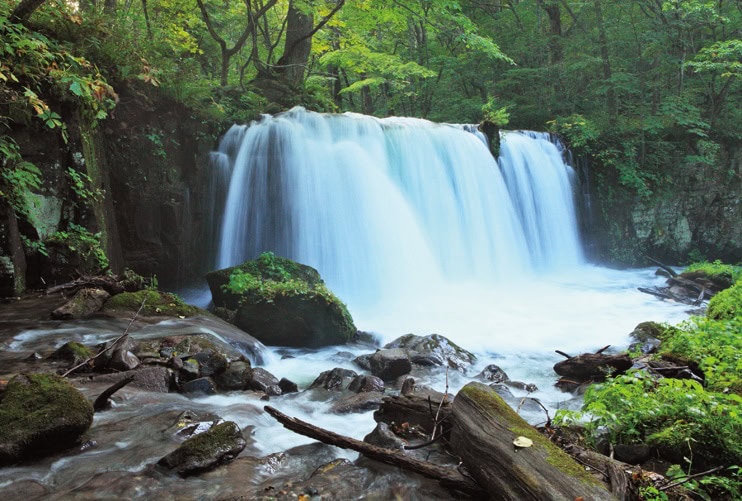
xmin=263 ymin=405 xmax=483 ymax=497
xmin=46 ymin=275 xmax=128 ymax=296
xmin=449 ymin=383 xmax=615 ymax=500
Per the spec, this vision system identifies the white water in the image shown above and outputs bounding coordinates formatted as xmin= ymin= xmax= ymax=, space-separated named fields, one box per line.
xmin=205 ymin=106 xmax=693 ymax=428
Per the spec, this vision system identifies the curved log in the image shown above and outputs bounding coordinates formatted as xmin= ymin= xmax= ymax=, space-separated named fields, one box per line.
xmin=449 ymin=383 xmax=615 ymax=500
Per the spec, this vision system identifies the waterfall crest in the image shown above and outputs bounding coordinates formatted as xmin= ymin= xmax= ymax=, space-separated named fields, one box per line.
xmin=209 ymin=107 xmax=583 ymax=309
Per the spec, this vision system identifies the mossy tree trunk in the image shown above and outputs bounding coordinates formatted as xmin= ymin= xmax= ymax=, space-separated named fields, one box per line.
xmin=449 ymin=382 xmax=615 ymax=500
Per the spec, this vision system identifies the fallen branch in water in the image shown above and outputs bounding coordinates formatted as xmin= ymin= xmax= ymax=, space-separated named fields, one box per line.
xmin=263 ymin=405 xmax=484 ymax=496
xmin=61 ymin=297 xmax=146 ymax=377
xmin=93 ymin=375 xmax=135 ymax=411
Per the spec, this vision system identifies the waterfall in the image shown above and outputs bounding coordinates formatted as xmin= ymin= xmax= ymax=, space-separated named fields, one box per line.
xmin=209 ymin=107 xmax=583 ymax=309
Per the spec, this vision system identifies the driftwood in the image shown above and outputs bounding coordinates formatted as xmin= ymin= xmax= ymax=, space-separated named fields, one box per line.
xmin=93 ymin=375 xmax=135 ymax=411
xmin=263 ymin=405 xmax=484 ymax=497
xmin=46 ymin=275 xmax=129 ymax=296
xmin=553 ymin=347 xmax=632 ymax=381
xmin=449 ymin=383 xmax=615 ymax=500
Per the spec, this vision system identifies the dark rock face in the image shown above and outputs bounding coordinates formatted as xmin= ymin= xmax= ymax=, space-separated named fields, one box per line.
xmin=87 ymin=366 xmax=174 ymax=393
xmin=247 ymin=368 xmax=281 ymax=396
xmin=206 ymin=253 xmax=356 ymax=348
xmin=278 ymin=378 xmax=299 ymax=394
xmin=363 ymin=423 xmax=406 ymax=450
xmin=384 ymin=334 xmax=476 ymax=373
xmin=214 ymin=361 xmax=252 ymax=391
xmin=330 ymin=391 xmax=385 ymax=414
xmin=181 ymin=377 xmax=218 ymax=396
xmin=348 ymin=375 xmax=385 ymax=393
xmin=0 ymin=374 xmax=94 ymax=466
xmin=158 ymin=421 xmax=246 ymax=476
xmin=368 ymin=349 xmax=412 ymax=380
xmin=476 ymin=364 xmax=509 ymax=383
xmin=309 ymin=368 xmax=358 ymax=391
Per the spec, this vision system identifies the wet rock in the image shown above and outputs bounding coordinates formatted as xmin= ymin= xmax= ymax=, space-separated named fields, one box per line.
xmin=278 ymin=378 xmax=298 ymax=394
xmin=158 ymin=421 xmax=246 ymax=476
xmin=505 ymin=380 xmax=538 ymax=393
xmin=168 ymin=355 xmax=184 ymax=371
xmin=164 ymin=409 xmax=223 ymax=437
xmin=51 ymin=288 xmax=110 ymax=320
xmin=363 ymin=422 xmax=406 ymax=450
xmin=247 ymin=368 xmax=281 ymax=396
xmin=630 ymin=321 xmax=670 ymax=343
xmin=196 ymin=351 xmax=228 ymax=378
xmin=309 ymin=368 xmax=358 ymax=391
xmin=628 ymin=337 xmax=661 ymax=355
xmin=330 ymin=391 xmax=384 ymax=414
xmin=0 ymin=373 xmax=94 ymax=466
xmin=353 ymin=353 xmax=372 ymax=371
xmin=87 ymin=366 xmax=174 ymax=393
xmin=181 ymin=377 xmax=218 ymax=396
xmin=348 ymin=375 xmax=385 ymax=393
xmin=384 ymin=334 xmax=476 ymax=373
xmin=49 ymin=342 xmax=93 ymax=367
xmin=180 ymin=359 xmax=200 ymax=381
xmin=214 ymin=361 xmax=252 ymax=391
xmin=477 ymin=364 xmax=509 ymax=383
xmin=109 ymin=346 xmax=140 ymax=372
xmin=206 ymin=253 xmax=356 ymax=348
xmin=489 ymin=383 xmax=514 ymax=400
xmin=369 ymin=349 xmax=411 ymax=380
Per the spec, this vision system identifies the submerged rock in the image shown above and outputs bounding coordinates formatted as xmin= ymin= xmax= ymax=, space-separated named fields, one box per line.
xmin=384 ymin=334 xmax=476 ymax=373
xmin=158 ymin=421 xmax=246 ymax=476
xmin=0 ymin=373 xmax=94 ymax=466
xmin=206 ymin=252 xmax=356 ymax=348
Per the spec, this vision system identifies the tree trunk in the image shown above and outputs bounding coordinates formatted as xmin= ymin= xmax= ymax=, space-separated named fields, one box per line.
xmin=594 ymin=0 xmax=616 ymax=117
xmin=276 ymin=1 xmax=314 ymax=88
xmin=11 ymin=0 xmax=47 ymax=23
xmin=449 ymin=382 xmax=615 ymax=500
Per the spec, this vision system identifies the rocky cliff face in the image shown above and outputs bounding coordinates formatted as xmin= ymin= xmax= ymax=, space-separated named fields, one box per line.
xmin=0 ymin=82 xmax=218 ymax=295
xmin=586 ymin=146 xmax=741 ymax=266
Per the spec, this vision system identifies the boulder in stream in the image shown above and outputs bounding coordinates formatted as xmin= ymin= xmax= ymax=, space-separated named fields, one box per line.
xmin=384 ymin=334 xmax=476 ymax=373
xmin=368 ymin=348 xmax=411 ymax=380
xmin=0 ymin=373 xmax=94 ymax=466
xmin=51 ymin=287 xmax=110 ymax=319
xmin=206 ymin=252 xmax=356 ymax=348
xmin=158 ymin=420 xmax=246 ymax=476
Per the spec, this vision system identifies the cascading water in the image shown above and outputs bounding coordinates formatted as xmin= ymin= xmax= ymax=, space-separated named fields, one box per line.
xmin=212 ymin=107 xmax=583 ymax=310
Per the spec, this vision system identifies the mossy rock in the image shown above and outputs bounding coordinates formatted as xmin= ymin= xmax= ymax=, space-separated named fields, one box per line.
xmin=103 ymin=290 xmax=201 ymax=317
xmin=629 ymin=321 xmax=676 ymax=342
xmin=707 ymin=282 xmax=741 ymax=320
xmin=206 ymin=252 xmax=322 ymax=310
xmin=158 ymin=421 xmax=246 ymax=476
xmin=207 ymin=253 xmax=356 ymax=348
xmin=48 ymin=342 xmax=94 ymax=367
xmin=0 ymin=373 xmax=94 ymax=466
xmin=384 ymin=333 xmax=476 ymax=372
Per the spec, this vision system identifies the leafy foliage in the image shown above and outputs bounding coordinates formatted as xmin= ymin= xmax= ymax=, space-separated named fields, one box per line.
xmin=707 ymin=282 xmax=742 ymax=321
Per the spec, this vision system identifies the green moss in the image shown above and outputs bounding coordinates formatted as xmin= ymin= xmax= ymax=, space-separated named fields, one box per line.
xmin=223 ymin=253 xmax=353 ymax=329
xmin=177 ymin=421 xmax=241 ymax=461
xmin=0 ymin=373 xmax=93 ymax=464
xmin=684 ymin=260 xmax=741 ymax=285
xmin=103 ymin=290 xmax=201 ymax=317
xmin=707 ymin=282 xmax=742 ymax=320
xmin=458 ymin=383 xmax=602 ymax=487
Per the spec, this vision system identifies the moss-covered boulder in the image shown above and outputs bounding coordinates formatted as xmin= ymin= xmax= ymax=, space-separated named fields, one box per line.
xmin=103 ymin=289 xmax=200 ymax=317
xmin=158 ymin=421 xmax=246 ymax=476
xmin=0 ymin=373 xmax=94 ymax=466
xmin=206 ymin=252 xmax=356 ymax=348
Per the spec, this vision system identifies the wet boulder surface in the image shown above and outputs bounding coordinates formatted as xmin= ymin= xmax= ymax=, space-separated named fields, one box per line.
xmin=0 ymin=373 xmax=94 ymax=466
